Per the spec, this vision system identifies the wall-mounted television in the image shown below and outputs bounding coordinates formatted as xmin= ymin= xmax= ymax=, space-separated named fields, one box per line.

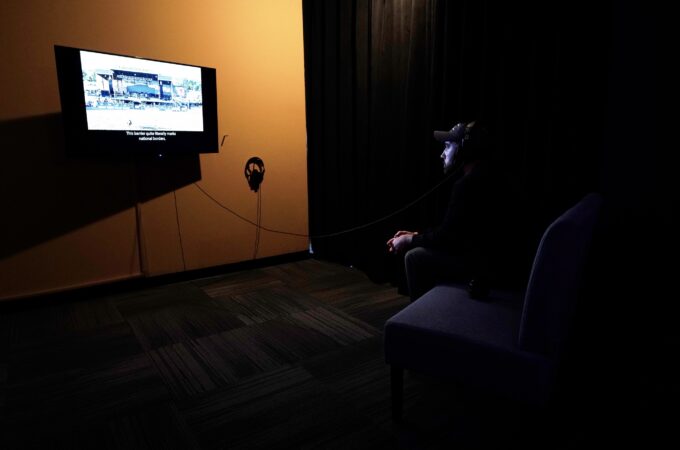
xmin=54 ymin=45 xmax=218 ymax=156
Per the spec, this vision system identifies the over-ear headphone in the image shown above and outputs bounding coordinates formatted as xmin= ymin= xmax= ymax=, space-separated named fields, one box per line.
xmin=457 ymin=121 xmax=489 ymax=164
xmin=245 ymin=156 xmax=265 ymax=192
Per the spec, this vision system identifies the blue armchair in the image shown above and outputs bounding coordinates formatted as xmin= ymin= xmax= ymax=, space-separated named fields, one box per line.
xmin=384 ymin=193 xmax=603 ymax=420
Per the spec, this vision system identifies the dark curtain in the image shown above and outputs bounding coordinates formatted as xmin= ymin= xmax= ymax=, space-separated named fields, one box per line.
xmin=302 ymin=0 xmax=609 ymax=283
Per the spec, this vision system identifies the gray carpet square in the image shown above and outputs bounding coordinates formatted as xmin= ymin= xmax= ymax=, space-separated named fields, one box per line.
xmin=126 ymin=304 xmax=245 ymax=351
xmin=197 ymin=269 xmax=284 ymax=297
xmin=7 ymin=322 xmax=143 ymax=382
xmin=3 ymin=354 xmax=169 ymax=434
xmin=114 ymin=283 xmax=215 ymax=318
xmin=283 ymin=306 xmax=379 ymax=346
xmin=209 ymin=285 xmax=322 ymax=325
xmin=3 ymin=298 xmax=125 ymax=350
xmin=182 ymin=365 xmax=368 ymax=450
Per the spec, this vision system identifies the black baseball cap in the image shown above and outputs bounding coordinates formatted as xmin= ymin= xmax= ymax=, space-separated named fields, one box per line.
xmin=433 ymin=122 xmax=468 ymax=143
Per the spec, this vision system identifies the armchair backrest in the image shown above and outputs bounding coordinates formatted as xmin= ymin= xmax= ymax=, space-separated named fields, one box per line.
xmin=518 ymin=193 xmax=603 ymax=357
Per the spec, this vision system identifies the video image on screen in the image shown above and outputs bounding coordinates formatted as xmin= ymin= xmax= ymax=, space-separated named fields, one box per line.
xmin=80 ymin=50 xmax=204 ymax=132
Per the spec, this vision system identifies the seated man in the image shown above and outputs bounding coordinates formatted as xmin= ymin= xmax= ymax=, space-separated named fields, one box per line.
xmin=387 ymin=121 xmax=514 ymax=301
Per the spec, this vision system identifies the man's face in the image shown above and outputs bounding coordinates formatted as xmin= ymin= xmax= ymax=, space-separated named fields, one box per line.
xmin=441 ymin=141 xmax=459 ymax=173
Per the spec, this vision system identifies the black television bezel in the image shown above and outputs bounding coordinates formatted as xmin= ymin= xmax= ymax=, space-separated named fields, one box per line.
xmin=54 ymin=45 xmax=218 ymax=157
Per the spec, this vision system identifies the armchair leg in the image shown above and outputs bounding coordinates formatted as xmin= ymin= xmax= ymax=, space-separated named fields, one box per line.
xmin=391 ymin=365 xmax=403 ymax=422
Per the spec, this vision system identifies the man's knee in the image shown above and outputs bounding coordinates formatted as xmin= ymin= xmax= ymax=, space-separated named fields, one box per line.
xmin=405 ymin=246 xmax=467 ymax=284
xmin=404 ymin=247 xmax=429 ymax=268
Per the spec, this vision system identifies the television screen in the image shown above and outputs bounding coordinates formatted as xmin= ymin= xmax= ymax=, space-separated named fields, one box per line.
xmin=54 ymin=45 xmax=218 ymax=156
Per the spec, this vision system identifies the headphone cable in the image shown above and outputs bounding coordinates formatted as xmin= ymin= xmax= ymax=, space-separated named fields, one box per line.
xmin=253 ymin=187 xmax=262 ymax=258
xmin=193 ymin=171 xmax=456 ymax=239
xmin=172 ymin=190 xmax=187 ymax=270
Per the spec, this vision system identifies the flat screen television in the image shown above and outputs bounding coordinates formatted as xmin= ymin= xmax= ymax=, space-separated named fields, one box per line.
xmin=54 ymin=45 xmax=218 ymax=156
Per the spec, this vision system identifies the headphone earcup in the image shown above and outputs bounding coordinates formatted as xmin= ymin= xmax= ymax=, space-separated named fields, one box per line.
xmin=458 ymin=130 xmax=471 ymax=162
xmin=251 ymin=166 xmax=263 ymax=183
xmin=459 ymin=123 xmax=486 ymax=163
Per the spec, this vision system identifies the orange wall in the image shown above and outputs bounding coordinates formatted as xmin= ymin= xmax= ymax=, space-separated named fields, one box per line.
xmin=0 ymin=0 xmax=308 ymax=300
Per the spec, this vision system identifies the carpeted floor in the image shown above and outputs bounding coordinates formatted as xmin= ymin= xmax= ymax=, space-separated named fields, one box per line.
xmin=1 ymin=258 xmax=590 ymax=449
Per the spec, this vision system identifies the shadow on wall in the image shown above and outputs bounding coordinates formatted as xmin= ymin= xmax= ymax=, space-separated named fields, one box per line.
xmin=0 ymin=113 xmax=201 ymax=259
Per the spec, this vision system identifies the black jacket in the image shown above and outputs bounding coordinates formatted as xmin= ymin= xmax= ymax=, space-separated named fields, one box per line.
xmin=411 ymin=161 xmax=505 ymax=280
